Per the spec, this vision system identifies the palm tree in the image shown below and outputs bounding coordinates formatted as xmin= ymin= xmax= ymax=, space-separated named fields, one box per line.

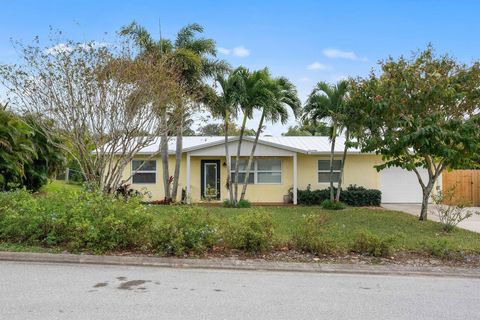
xmin=230 ymin=68 xmax=287 ymax=203
xmin=120 ymin=22 xmax=228 ymax=202
xmin=207 ymin=69 xmax=245 ymax=203
xmin=240 ymin=74 xmax=301 ymax=201
xmin=303 ymin=80 xmax=349 ymax=202
xmin=0 ymin=104 xmax=36 ymax=191
xmin=230 ymin=67 xmax=253 ymax=204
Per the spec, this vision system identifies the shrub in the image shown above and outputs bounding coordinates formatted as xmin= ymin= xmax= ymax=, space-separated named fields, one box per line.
xmin=0 ymin=189 xmax=47 ymax=243
xmin=321 ymin=199 xmax=347 ymax=210
xmin=152 ymin=207 xmax=220 ymax=256
xmin=431 ymin=189 xmax=479 ymax=232
xmin=237 ymin=199 xmax=251 ymax=208
xmin=223 ymin=199 xmax=252 ymax=208
xmin=223 ymin=199 xmax=235 ymax=207
xmin=420 ymin=239 xmax=460 ymax=260
xmin=0 ymin=188 xmax=155 ymax=253
xmin=292 ymin=214 xmax=336 ymax=254
xmin=297 ymin=186 xmax=330 ymax=205
xmin=58 ymin=191 xmax=155 ymax=252
xmin=341 ymin=185 xmax=382 ymax=206
xmin=352 ymin=230 xmax=395 ymax=257
xmin=224 ymin=210 xmax=274 ymax=253
xmin=297 ymin=185 xmax=381 ymax=206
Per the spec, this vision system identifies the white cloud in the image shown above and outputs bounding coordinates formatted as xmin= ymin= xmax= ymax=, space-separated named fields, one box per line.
xmin=44 ymin=43 xmax=72 ymax=55
xmin=219 ymin=45 xmax=250 ymax=57
xmin=44 ymin=41 xmax=110 ymax=56
xmin=322 ymin=48 xmax=367 ymax=61
xmin=78 ymin=41 xmax=109 ymax=50
xmin=218 ymin=47 xmax=231 ymax=55
xmin=307 ymin=62 xmax=329 ymax=70
xmin=232 ymin=46 xmax=250 ymax=57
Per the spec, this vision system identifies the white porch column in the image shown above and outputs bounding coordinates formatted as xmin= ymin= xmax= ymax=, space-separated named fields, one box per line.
xmin=186 ymin=152 xmax=191 ymax=204
xmin=293 ymin=153 xmax=297 ymax=205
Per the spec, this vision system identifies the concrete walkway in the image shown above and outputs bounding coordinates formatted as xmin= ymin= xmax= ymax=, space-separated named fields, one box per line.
xmin=382 ymin=203 xmax=480 ymax=233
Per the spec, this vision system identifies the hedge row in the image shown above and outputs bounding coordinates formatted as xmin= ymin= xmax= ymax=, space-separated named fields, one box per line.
xmin=297 ymin=185 xmax=381 ymax=206
xmin=0 ymin=188 xmax=274 ymax=255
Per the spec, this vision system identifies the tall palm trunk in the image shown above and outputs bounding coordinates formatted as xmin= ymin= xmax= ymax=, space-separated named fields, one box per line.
xmin=240 ymin=111 xmax=265 ymax=201
xmin=328 ymin=124 xmax=337 ymax=202
xmin=335 ymin=129 xmax=349 ymax=202
xmin=224 ymin=110 xmax=234 ymax=202
xmin=171 ymin=112 xmax=183 ymax=201
xmin=160 ymin=114 xmax=171 ymax=202
xmin=234 ymin=113 xmax=248 ymax=203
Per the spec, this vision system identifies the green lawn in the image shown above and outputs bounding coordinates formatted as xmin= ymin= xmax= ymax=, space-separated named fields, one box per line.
xmin=32 ymin=180 xmax=480 ymax=256
xmin=40 ymin=180 xmax=82 ymax=193
xmin=150 ymin=205 xmax=480 ymax=254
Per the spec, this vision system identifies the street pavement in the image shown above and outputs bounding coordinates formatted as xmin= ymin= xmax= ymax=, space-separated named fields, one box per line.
xmin=1 ymin=261 xmax=479 ymax=319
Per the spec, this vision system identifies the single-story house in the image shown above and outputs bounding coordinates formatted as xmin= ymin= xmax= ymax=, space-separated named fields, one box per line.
xmin=120 ymin=136 xmax=438 ymax=204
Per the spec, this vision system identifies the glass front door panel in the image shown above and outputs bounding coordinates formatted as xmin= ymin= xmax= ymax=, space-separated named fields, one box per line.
xmin=204 ymin=163 xmax=217 ymax=198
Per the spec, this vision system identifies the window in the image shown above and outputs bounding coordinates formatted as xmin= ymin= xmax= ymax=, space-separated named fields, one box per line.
xmin=231 ymin=159 xmax=282 ymax=184
xmin=318 ymin=160 xmax=342 ymax=183
xmin=257 ymin=159 xmax=282 ymax=183
xmin=230 ymin=160 xmax=254 ymax=184
xmin=132 ymin=160 xmax=156 ymax=184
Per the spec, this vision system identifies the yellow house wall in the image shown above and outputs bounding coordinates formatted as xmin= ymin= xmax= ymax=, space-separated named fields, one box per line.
xmin=189 ymin=156 xmax=293 ymax=203
xmin=297 ymin=153 xmax=382 ymax=190
xmin=120 ymin=153 xmax=383 ymax=203
xmin=121 ymin=154 xmax=186 ymax=202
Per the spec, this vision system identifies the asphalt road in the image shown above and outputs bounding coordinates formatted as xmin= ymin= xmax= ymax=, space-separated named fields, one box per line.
xmin=1 ymin=261 xmax=479 ymax=320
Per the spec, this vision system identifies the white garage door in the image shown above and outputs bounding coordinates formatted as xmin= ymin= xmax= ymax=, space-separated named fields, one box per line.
xmin=380 ymin=167 xmax=429 ymax=203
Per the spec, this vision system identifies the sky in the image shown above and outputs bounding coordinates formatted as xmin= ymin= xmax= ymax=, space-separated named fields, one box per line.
xmin=1 ymin=0 xmax=480 ymax=135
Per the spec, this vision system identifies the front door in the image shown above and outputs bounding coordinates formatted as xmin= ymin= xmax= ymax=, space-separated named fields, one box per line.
xmin=201 ymin=160 xmax=220 ymax=200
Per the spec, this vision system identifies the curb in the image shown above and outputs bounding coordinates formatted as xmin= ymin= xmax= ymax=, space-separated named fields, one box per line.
xmin=1 ymin=251 xmax=479 ymax=279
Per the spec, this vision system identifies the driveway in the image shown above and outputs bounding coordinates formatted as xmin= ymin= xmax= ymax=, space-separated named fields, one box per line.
xmin=382 ymin=203 xmax=480 ymax=233
xmin=1 ymin=261 xmax=480 ymax=320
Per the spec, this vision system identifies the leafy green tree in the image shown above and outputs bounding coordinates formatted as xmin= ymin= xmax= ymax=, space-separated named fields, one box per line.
xmin=182 ymin=117 xmax=196 ymax=136
xmin=303 ymin=81 xmax=349 ymax=202
xmin=196 ymin=122 xmax=255 ymax=136
xmin=0 ymin=105 xmax=35 ymax=190
xmin=120 ymin=22 xmax=228 ymax=202
xmin=282 ymin=125 xmax=311 ymax=136
xmin=196 ymin=123 xmax=224 ymax=136
xmin=282 ymin=122 xmax=330 ymax=136
xmin=350 ymin=46 xmax=480 ymax=220
xmin=240 ymin=73 xmax=301 ymax=201
xmin=0 ymin=106 xmax=64 ymax=191
xmin=21 ymin=114 xmax=65 ymax=191
xmin=1 ymin=34 xmax=177 ymax=194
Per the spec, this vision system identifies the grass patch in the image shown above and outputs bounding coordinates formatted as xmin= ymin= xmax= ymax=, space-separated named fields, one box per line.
xmin=149 ymin=205 xmax=480 ymax=255
xmin=40 ymin=180 xmax=82 ymax=194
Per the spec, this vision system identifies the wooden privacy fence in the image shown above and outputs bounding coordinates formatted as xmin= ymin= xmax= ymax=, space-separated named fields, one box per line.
xmin=442 ymin=170 xmax=480 ymax=206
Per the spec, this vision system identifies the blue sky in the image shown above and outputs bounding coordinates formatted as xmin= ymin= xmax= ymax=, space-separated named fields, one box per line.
xmin=1 ymin=0 xmax=479 ymax=135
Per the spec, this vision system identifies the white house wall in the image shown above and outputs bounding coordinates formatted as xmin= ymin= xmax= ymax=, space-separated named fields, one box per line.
xmin=188 ymin=140 xmax=296 ymax=157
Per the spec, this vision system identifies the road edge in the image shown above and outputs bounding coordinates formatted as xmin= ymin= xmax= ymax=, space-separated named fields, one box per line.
xmin=1 ymin=251 xmax=479 ymax=278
